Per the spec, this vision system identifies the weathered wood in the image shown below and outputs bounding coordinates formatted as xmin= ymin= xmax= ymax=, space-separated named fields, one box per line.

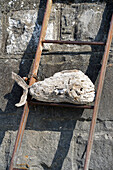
xmin=12 ymin=72 xmax=29 ymax=107
xmin=30 ymin=70 xmax=95 ymax=104
xmin=12 ymin=70 xmax=95 ymax=107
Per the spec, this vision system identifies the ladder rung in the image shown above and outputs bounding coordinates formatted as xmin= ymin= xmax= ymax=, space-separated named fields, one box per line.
xmin=29 ymin=101 xmax=94 ymax=109
xmin=42 ymin=40 xmax=105 ymax=45
xmin=13 ymin=168 xmax=28 ymax=170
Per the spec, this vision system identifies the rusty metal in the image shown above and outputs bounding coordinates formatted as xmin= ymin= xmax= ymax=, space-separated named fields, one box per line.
xmin=9 ymin=102 xmax=29 ymax=170
xmin=9 ymin=0 xmax=53 ymax=170
xmin=83 ymin=14 xmax=113 ymax=170
xmin=13 ymin=168 xmax=28 ymax=170
xmin=42 ymin=40 xmax=105 ymax=45
xmin=16 ymin=163 xmax=29 ymax=168
xmin=30 ymin=101 xmax=94 ymax=109
xmin=29 ymin=1 xmax=53 ymax=84
xmin=23 ymin=77 xmax=28 ymax=81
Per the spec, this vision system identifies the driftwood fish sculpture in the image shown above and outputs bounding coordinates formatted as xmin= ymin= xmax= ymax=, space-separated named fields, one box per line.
xmin=12 ymin=70 xmax=95 ymax=107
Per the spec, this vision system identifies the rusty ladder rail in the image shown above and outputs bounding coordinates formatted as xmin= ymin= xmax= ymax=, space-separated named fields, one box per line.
xmin=9 ymin=0 xmax=113 ymax=169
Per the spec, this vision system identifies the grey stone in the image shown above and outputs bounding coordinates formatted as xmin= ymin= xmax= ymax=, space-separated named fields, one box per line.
xmin=0 ymin=11 xmax=2 ymax=52
xmin=6 ymin=7 xmax=59 ymax=54
xmin=0 ymin=58 xmax=33 ymax=113
xmin=2 ymin=129 xmax=113 ymax=170
xmin=98 ymin=66 xmax=113 ymax=120
xmin=0 ymin=0 xmax=46 ymax=13
xmin=7 ymin=10 xmax=41 ymax=54
xmin=0 ymin=1 xmax=113 ymax=170
xmin=61 ymin=4 xmax=107 ymax=41
xmin=73 ymin=132 xmax=113 ymax=170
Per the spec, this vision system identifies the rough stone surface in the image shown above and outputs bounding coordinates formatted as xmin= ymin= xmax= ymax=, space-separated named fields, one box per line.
xmin=6 ymin=7 xmax=58 ymax=54
xmin=30 ymin=70 xmax=95 ymax=104
xmin=61 ymin=4 xmax=106 ymax=41
xmin=0 ymin=12 xmax=2 ymax=51
xmin=7 ymin=10 xmax=42 ymax=54
xmin=0 ymin=1 xmax=113 ymax=170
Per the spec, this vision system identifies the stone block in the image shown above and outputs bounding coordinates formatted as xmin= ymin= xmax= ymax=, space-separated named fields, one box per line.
xmin=3 ymin=129 xmax=113 ymax=170
xmin=7 ymin=10 xmax=41 ymax=54
xmin=0 ymin=12 xmax=2 ymax=52
xmin=0 ymin=0 xmax=46 ymax=12
xmin=6 ymin=7 xmax=59 ymax=54
xmin=0 ymin=58 xmax=33 ymax=113
xmin=0 ymin=131 xmax=12 ymax=170
xmin=98 ymin=66 xmax=113 ymax=120
xmin=73 ymin=131 xmax=113 ymax=169
xmin=60 ymin=3 xmax=111 ymax=42
xmin=38 ymin=50 xmax=103 ymax=85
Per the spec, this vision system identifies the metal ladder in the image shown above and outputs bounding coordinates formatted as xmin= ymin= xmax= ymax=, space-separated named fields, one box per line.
xmin=9 ymin=0 xmax=113 ymax=169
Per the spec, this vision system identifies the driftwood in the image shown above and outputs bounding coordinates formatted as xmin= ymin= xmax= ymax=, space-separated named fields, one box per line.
xmin=12 ymin=70 xmax=95 ymax=107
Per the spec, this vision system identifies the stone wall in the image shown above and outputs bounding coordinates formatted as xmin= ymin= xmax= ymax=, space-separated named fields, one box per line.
xmin=0 ymin=0 xmax=113 ymax=169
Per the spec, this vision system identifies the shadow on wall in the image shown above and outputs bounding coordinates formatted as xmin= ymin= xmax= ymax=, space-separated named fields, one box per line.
xmin=0 ymin=0 xmax=113 ymax=170
xmin=85 ymin=2 xmax=113 ymax=83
